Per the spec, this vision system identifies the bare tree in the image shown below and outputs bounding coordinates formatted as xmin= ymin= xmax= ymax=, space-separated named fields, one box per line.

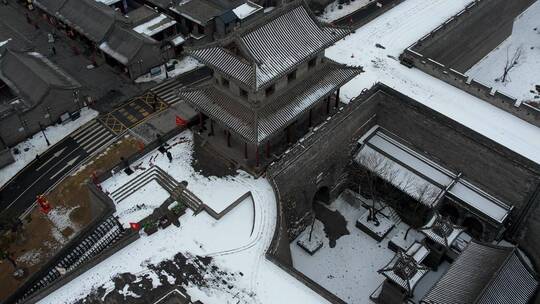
xmin=356 ymin=151 xmax=396 ymax=223
xmin=308 ymin=212 xmax=316 ymax=242
xmin=498 ymin=46 xmax=523 ymax=83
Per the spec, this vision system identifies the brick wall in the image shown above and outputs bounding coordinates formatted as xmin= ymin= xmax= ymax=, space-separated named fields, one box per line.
xmin=267 ymin=84 xmax=540 ymax=269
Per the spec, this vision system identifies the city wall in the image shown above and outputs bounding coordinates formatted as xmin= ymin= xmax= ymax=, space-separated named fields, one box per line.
xmin=400 ymin=0 xmax=540 ymax=127
xmin=266 ymin=83 xmax=540 ymax=272
xmin=410 ymin=0 xmax=536 ymax=72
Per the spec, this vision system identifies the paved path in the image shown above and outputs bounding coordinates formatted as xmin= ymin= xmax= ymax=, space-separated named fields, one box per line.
xmin=0 ymin=120 xmax=112 ymax=219
xmin=0 ymin=67 xmax=211 ymax=219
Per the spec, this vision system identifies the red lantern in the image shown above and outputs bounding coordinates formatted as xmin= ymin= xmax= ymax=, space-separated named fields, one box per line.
xmin=129 ymin=222 xmax=141 ymax=231
xmin=37 ymin=195 xmax=51 ymax=214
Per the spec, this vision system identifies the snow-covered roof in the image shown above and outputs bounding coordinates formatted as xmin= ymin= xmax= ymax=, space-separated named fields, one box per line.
xmin=233 ymin=1 xmax=262 ymax=20
xmin=419 ymin=214 xmax=465 ymax=247
xmin=180 ymin=61 xmax=361 ymax=143
xmin=187 ymin=1 xmax=351 ymax=90
xmin=355 ymin=129 xmax=512 ymax=224
xmin=94 ymin=0 xmax=121 ymax=6
xmin=379 ymin=242 xmax=429 ymax=294
xmin=132 ymin=14 xmax=177 ymax=37
xmin=171 ymin=0 xmax=241 ymax=25
xmin=0 ymin=49 xmax=80 ymax=109
xmin=422 ymin=241 xmax=538 ymax=304
xmin=0 ymin=38 xmax=10 ymax=47
xmin=169 ymin=33 xmax=186 ymax=46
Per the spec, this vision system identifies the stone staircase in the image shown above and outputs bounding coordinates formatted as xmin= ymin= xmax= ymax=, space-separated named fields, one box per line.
xmin=110 ymin=166 xmax=202 ymax=212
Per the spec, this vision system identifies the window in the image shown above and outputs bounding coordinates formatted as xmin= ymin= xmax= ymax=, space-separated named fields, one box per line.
xmin=221 ymin=77 xmax=229 ymax=88
xmin=265 ymin=85 xmax=275 ymax=96
xmin=240 ymin=88 xmax=248 ymax=99
xmin=287 ymin=70 xmax=296 ymax=83
xmin=308 ymin=58 xmax=317 ymax=69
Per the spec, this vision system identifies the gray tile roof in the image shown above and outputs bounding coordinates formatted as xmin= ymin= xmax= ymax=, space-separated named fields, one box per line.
xmin=179 ymin=61 xmax=361 ymax=143
xmin=33 ymin=0 xmax=68 ymax=15
xmin=172 ymin=0 xmax=242 ymax=25
xmin=56 ymin=0 xmax=118 ymax=43
xmin=34 ymin=0 xmax=163 ymax=68
xmin=99 ymin=23 xmax=162 ymax=66
xmin=0 ymin=49 xmax=80 ymax=109
xmin=421 ymin=241 xmax=538 ymax=304
xmin=187 ymin=1 xmax=351 ymax=89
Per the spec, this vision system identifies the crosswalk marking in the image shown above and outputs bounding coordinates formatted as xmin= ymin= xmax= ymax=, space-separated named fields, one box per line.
xmin=77 ymin=127 xmax=108 ymax=146
xmin=70 ymin=120 xmax=98 ymax=138
xmin=83 ymin=132 xmax=113 ymax=154
xmin=71 ymin=120 xmax=116 ymax=154
xmin=73 ymin=124 xmax=106 ymax=142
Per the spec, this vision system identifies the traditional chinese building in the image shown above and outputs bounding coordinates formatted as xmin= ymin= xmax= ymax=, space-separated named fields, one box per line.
xmin=179 ymin=0 xmax=362 ymax=172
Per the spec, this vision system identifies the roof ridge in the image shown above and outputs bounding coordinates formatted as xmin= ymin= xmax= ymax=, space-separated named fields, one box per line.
xmin=475 ymin=244 xmax=519 ymax=303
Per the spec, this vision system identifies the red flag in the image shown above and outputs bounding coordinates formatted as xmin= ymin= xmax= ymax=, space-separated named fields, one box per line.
xmin=130 ymin=222 xmax=141 ymax=231
xmin=175 ymin=115 xmax=187 ymax=126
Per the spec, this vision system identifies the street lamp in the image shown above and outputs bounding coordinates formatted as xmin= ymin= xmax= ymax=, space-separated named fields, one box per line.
xmin=73 ymin=90 xmax=81 ymax=110
xmin=39 ymin=123 xmax=50 ymax=146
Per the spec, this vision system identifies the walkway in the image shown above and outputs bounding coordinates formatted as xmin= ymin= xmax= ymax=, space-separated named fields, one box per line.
xmin=327 ymin=0 xmax=540 ymax=165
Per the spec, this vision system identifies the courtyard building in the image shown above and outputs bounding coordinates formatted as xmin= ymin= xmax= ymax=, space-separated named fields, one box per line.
xmin=0 ymin=47 xmax=81 ymax=167
xmin=421 ymin=241 xmax=538 ymax=304
xmin=354 ymin=127 xmax=514 ymax=242
xmin=169 ymin=0 xmax=264 ymax=45
xmin=179 ymin=0 xmax=362 ymax=173
xmin=33 ymin=0 xmax=170 ymax=79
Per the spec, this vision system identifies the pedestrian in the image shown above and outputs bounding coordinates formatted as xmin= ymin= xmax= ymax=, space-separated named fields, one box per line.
xmin=166 ymin=150 xmax=172 ymax=163
xmin=25 ymin=13 xmax=31 ymax=24
xmin=51 ymin=46 xmax=56 ymax=56
xmin=33 ymin=22 xmax=39 ymax=30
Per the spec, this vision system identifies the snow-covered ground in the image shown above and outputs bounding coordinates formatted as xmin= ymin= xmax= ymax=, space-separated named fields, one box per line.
xmin=39 ymin=131 xmax=329 ymax=304
xmin=291 ymin=197 xmax=395 ymax=303
xmin=135 ymin=57 xmax=203 ymax=84
xmin=0 ymin=107 xmax=98 ymax=188
xmin=291 ymin=194 xmax=449 ymax=304
xmin=467 ymin=1 xmax=540 ymax=103
xmin=318 ymin=0 xmax=373 ymax=22
xmin=326 ymin=0 xmax=540 ymax=165
xmin=104 ymin=133 xmax=261 ymax=216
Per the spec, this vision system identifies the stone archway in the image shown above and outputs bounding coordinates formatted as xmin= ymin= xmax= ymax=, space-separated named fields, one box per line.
xmin=463 ymin=217 xmax=484 ymax=240
xmin=313 ymin=186 xmax=330 ymax=205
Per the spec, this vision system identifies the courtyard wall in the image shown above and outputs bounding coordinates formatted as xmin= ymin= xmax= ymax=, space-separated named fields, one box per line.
xmin=267 ymin=83 xmax=540 ymax=270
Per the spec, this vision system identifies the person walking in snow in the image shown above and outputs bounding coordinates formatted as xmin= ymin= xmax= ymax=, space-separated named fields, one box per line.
xmin=166 ymin=150 xmax=172 ymax=163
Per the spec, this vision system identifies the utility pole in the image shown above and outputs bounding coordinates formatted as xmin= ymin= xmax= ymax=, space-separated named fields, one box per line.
xmin=39 ymin=123 xmax=50 ymax=146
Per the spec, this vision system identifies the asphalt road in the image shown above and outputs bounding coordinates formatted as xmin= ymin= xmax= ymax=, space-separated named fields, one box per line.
xmin=0 ymin=67 xmax=211 ymax=220
xmin=0 ymin=122 xmax=109 ymax=220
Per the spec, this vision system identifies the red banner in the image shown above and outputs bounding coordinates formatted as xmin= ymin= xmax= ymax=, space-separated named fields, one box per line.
xmin=175 ymin=115 xmax=187 ymax=127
